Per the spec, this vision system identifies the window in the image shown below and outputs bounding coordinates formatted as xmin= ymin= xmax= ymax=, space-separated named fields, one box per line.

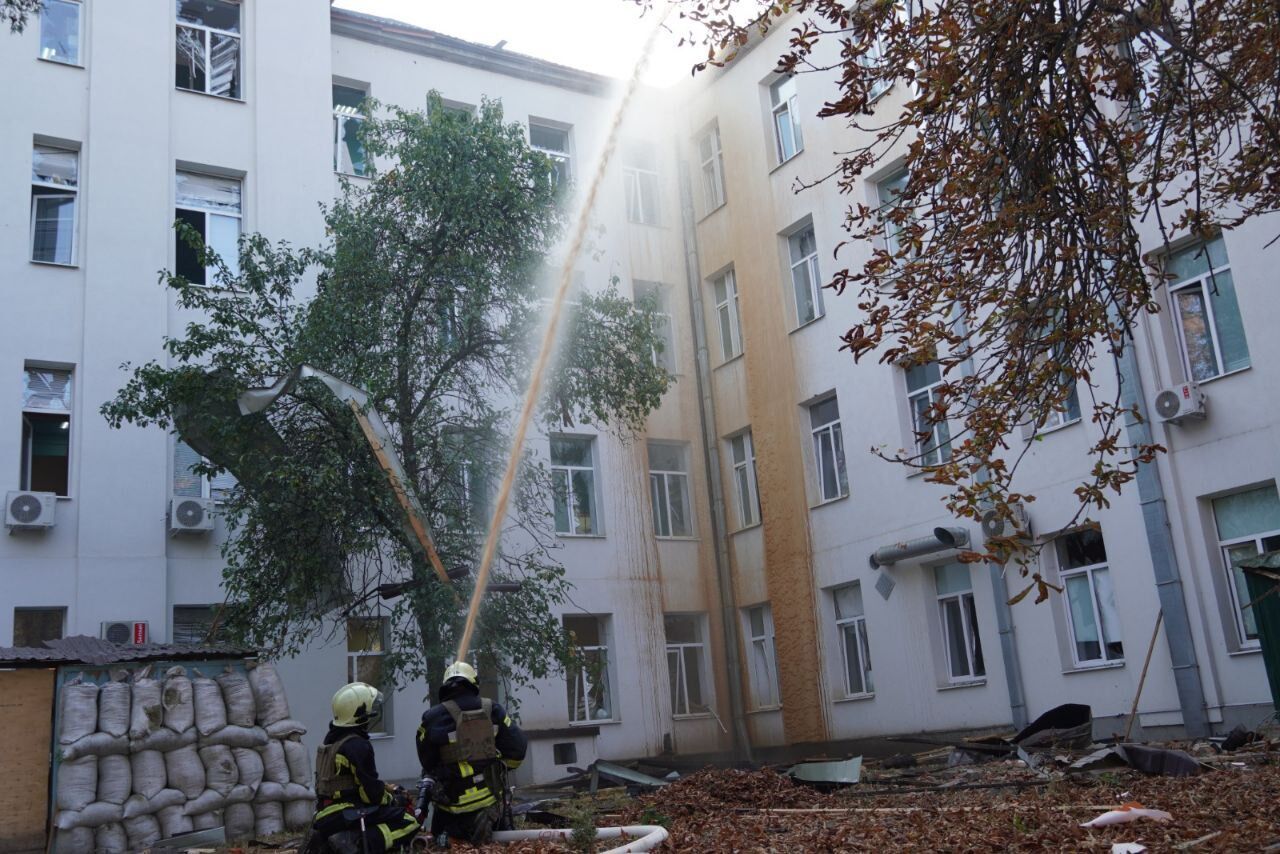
xmin=31 ymin=144 xmax=78 ymax=265
xmin=347 ymin=617 xmax=391 ymax=734
xmin=906 ymin=361 xmax=951 ymax=466
xmin=175 ymin=0 xmax=241 ymax=98
xmin=664 ymin=614 xmax=707 ymax=716
xmin=551 ymin=436 xmax=598 ymax=535
xmin=13 ymin=607 xmax=65 ymax=647
xmin=21 ymin=367 xmax=72 ymax=496
xmin=1057 ymin=529 xmax=1124 ymax=666
xmin=858 ymin=31 xmax=890 ymax=101
xmin=788 ymin=225 xmax=824 ymax=325
xmin=565 ymin=615 xmax=613 ymax=722
xmin=623 ymin=144 xmax=659 ymax=225
xmin=808 ymin=396 xmax=848 ymax=502
xmin=648 ymin=443 xmax=692 ymax=538
xmin=1213 ymin=485 xmax=1280 ymax=648
xmin=744 ymin=605 xmax=780 ymax=709
xmin=333 ymin=84 xmax=368 ymax=177
xmin=174 ymin=439 xmax=236 ymax=502
xmin=769 ymin=76 xmax=804 ymax=163
xmin=1166 ymin=237 xmax=1249 ymax=382
xmin=172 ymin=605 xmax=227 ymax=645
xmin=530 ymin=122 xmax=571 ymax=186
xmin=934 ymin=563 xmax=985 ymax=682
xmin=876 ymin=170 xmax=911 ymax=258
xmin=698 ymin=124 xmax=726 ymax=211
xmin=635 ymin=282 xmax=674 ymax=371
xmin=175 ymin=170 xmax=241 ymax=286
xmin=39 ymin=0 xmax=81 ymax=64
xmin=712 ymin=270 xmax=743 ymax=361
xmin=832 ymin=584 xmax=873 ymax=697
xmin=728 ymin=432 xmax=760 ymax=529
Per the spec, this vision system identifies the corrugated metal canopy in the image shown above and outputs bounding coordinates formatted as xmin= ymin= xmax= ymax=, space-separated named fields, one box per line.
xmin=0 ymin=635 xmax=254 ymax=668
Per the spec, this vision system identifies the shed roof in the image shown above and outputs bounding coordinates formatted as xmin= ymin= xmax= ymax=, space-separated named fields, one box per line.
xmin=0 ymin=635 xmax=255 ymax=668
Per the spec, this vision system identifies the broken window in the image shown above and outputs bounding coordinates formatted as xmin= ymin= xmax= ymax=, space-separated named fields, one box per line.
xmin=175 ymin=170 xmax=241 ymax=286
xmin=39 ymin=0 xmax=81 ymax=65
xmin=31 ymin=144 xmax=78 ymax=265
xmin=809 ymin=396 xmax=848 ymax=503
xmin=648 ymin=442 xmax=691 ymax=538
xmin=13 ymin=607 xmax=65 ymax=647
xmin=635 ymin=281 xmax=674 ymax=371
xmin=1213 ymin=485 xmax=1280 ymax=649
xmin=744 ymin=604 xmax=779 ymax=709
xmin=623 ymin=143 xmax=660 ymax=225
xmin=174 ymin=438 xmax=236 ymax=502
xmin=698 ymin=123 xmax=726 ymax=213
xmin=727 ymin=431 xmax=760 ymax=529
xmin=175 ymin=0 xmax=241 ymax=99
xmin=664 ymin=614 xmax=707 ymax=716
xmin=934 ymin=563 xmax=985 ymax=682
xmin=550 ymin=436 xmax=598 ymax=536
xmin=565 ymin=615 xmax=613 ymax=723
xmin=1165 ymin=236 xmax=1250 ymax=382
xmin=788 ymin=224 xmax=824 ymax=326
xmin=833 ymin=583 xmax=873 ymax=697
xmin=333 ymin=83 xmax=369 ymax=176
xmin=769 ymin=76 xmax=803 ymax=163
xmin=172 ymin=605 xmax=227 ymax=645
xmin=347 ymin=616 xmax=391 ymax=734
xmin=21 ymin=366 xmax=72 ymax=497
xmin=529 ymin=121 xmax=571 ymax=186
xmin=1057 ymin=529 xmax=1124 ymax=666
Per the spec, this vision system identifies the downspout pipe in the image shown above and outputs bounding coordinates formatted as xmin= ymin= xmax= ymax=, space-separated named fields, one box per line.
xmin=1114 ymin=325 xmax=1210 ymax=737
xmin=676 ymin=155 xmax=753 ymax=762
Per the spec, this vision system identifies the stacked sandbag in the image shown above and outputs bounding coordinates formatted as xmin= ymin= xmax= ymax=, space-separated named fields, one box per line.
xmin=52 ymin=661 xmax=315 ymax=850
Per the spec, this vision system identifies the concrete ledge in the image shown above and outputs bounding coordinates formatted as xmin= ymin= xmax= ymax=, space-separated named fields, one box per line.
xmin=525 ymin=726 xmax=600 ymax=740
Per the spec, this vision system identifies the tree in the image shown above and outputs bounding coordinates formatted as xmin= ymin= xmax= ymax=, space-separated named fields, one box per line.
xmin=103 ymin=95 xmax=673 ymax=697
xmin=3 ymin=0 xmax=41 ymax=33
xmin=639 ymin=0 xmax=1279 ymax=596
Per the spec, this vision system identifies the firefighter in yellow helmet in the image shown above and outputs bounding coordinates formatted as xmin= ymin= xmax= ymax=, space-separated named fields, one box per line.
xmin=415 ymin=661 xmax=527 ymax=845
xmin=309 ymin=683 xmax=418 ymax=853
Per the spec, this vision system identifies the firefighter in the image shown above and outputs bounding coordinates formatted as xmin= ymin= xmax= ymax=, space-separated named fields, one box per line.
xmin=415 ymin=661 xmax=528 ymax=845
xmin=311 ymin=682 xmax=418 ymax=854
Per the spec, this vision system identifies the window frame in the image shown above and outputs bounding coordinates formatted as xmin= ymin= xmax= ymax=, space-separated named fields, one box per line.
xmin=172 ymin=604 xmax=227 ymax=645
xmin=20 ymin=366 xmax=73 ymax=497
xmin=728 ymin=431 xmax=760 ymax=530
xmin=333 ymin=83 xmax=370 ymax=177
xmin=1165 ymin=238 xmax=1250 ymax=383
xmin=529 ymin=120 xmax=571 ymax=186
xmin=1219 ymin=530 xmax=1280 ymax=649
xmin=174 ymin=438 xmax=235 ymax=503
xmin=174 ymin=169 xmax=242 ymax=287
xmin=712 ymin=269 xmax=743 ymax=362
xmin=769 ymin=76 xmax=804 ymax=164
xmin=744 ymin=604 xmax=780 ymax=710
xmin=550 ymin=435 xmax=599 ymax=537
xmin=832 ymin=584 xmax=873 ymax=698
xmin=808 ymin=396 xmax=849 ymax=503
xmin=30 ymin=144 xmax=79 ymax=266
xmin=346 ymin=616 xmax=392 ymax=735
xmin=934 ymin=564 xmax=985 ymax=684
xmin=635 ymin=281 xmax=675 ymax=371
xmin=1056 ymin=531 xmax=1125 ymax=667
xmin=905 ymin=361 xmax=952 ymax=466
xmin=858 ymin=30 xmax=891 ymax=101
xmin=648 ymin=442 xmax=693 ymax=539
xmin=787 ymin=224 xmax=825 ymax=326
xmin=623 ymin=144 xmax=660 ymax=226
xmin=565 ymin=614 xmax=615 ymax=724
xmin=174 ymin=0 xmax=243 ymax=100
xmin=698 ymin=124 xmax=726 ymax=212
xmin=38 ymin=0 xmax=82 ymax=66
xmin=13 ymin=606 xmax=66 ymax=647
xmin=664 ymin=614 xmax=709 ymax=717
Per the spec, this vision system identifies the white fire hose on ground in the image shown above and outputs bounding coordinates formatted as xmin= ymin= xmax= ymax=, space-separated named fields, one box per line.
xmin=490 ymin=825 xmax=669 ymax=852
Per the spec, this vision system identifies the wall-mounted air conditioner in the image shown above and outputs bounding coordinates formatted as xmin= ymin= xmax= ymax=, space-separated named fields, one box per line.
xmin=980 ymin=503 xmax=1032 ymax=541
xmin=1154 ymin=383 xmax=1207 ymax=425
xmin=5 ymin=490 xmax=56 ymax=532
xmin=101 ymin=621 xmax=149 ymax=645
xmin=170 ymin=496 xmax=215 ymax=534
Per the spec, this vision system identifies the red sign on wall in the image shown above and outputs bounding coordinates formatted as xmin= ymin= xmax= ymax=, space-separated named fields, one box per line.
xmin=133 ymin=622 xmax=148 ymax=645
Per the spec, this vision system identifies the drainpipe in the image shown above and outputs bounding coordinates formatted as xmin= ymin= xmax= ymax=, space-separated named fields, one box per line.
xmin=676 ymin=155 xmax=752 ymax=762
xmin=1113 ymin=326 xmax=1210 ymax=737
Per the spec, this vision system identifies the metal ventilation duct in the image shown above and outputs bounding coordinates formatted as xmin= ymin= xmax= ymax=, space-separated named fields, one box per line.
xmin=869 ymin=526 xmax=970 ymax=568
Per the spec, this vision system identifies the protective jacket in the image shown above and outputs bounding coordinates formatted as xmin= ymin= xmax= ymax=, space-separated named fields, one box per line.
xmin=416 ymin=688 xmax=527 ymax=815
xmin=312 ymin=725 xmax=419 ymax=853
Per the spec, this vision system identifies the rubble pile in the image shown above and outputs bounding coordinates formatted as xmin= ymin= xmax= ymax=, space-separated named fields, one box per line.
xmin=53 ymin=661 xmax=315 ymax=850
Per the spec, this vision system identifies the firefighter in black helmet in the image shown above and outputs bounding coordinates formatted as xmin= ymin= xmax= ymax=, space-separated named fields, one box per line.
xmin=415 ymin=662 xmax=527 ymax=845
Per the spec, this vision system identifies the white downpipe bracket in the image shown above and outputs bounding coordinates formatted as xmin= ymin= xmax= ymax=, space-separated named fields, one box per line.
xmin=491 ymin=825 xmax=669 ymax=853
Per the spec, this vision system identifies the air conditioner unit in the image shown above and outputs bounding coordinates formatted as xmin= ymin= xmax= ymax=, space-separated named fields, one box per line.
xmin=1154 ymin=383 xmax=1207 ymax=425
xmin=101 ymin=621 xmax=149 ymax=645
xmin=5 ymin=490 xmax=56 ymax=532
xmin=170 ymin=496 xmax=215 ymax=534
xmin=980 ymin=503 xmax=1032 ymax=541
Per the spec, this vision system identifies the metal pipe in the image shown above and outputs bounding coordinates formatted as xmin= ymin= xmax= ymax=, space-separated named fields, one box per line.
xmin=869 ymin=526 xmax=970 ymax=568
xmin=491 ymin=825 xmax=669 ymax=852
xmin=676 ymin=154 xmax=753 ymax=762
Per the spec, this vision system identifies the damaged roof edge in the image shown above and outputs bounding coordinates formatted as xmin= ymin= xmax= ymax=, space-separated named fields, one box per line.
xmin=330 ymin=8 xmax=615 ymax=97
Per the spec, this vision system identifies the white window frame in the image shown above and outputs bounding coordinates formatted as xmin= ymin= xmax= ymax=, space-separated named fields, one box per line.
xmin=1166 ymin=239 xmax=1250 ymax=382
xmin=905 ymin=361 xmax=951 ymax=466
xmin=808 ymin=396 xmax=848 ymax=503
xmin=664 ymin=614 xmax=708 ymax=717
xmin=333 ymin=83 xmax=369 ymax=177
xmin=565 ymin=615 xmax=614 ymax=724
xmin=876 ymin=170 xmax=910 ymax=259
xmin=1213 ymin=487 xmax=1280 ymax=650
xmin=346 ymin=616 xmax=392 ymax=735
xmin=30 ymin=144 xmax=79 ymax=266
xmin=832 ymin=584 xmax=873 ymax=698
xmin=20 ymin=366 xmax=73 ymax=497
xmin=744 ymin=605 xmax=780 ymax=709
xmin=769 ymin=76 xmax=804 ymax=164
xmin=635 ymin=282 xmax=674 ymax=371
xmin=698 ymin=124 xmax=726 ymax=212
xmin=648 ymin=442 xmax=692 ymax=539
xmin=175 ymin=0 xmax=242 ymax=99
xmin=787 ymin=225 xmax=825 ymax=326
xmin=38 ymin=0 xmax=82 ymax=65
xmin=174 ymin=438 xmax=236 ymax=503
xmin=623 ymin=145 xmax=660 ymax=225
xmin=175 ymin=170 xmax=242 ymax=287
xmin=1056 ymin=531 xmax=1124 ymax=667
xmin=712 ymin=269 xmax=742 ymax=362
xmin=550 ymin=435 xmax=599 ymax=536
xmin=728 ymin=431 xmax=760 ymax=529
xmin=529 ymin=120 xmax=571 ymax=186
xmin=858 ymin=31 xmax=891 ymax=101
xmin=934 ymin=565 xmax=984 ymax=684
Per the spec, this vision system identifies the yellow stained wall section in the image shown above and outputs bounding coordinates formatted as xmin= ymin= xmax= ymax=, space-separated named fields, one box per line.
xmin=0 ymin=668 xmax=55 ymax=853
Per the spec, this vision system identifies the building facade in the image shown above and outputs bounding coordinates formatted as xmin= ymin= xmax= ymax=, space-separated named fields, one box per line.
xmin=2 ymin=1 xmax=1276 ymax=787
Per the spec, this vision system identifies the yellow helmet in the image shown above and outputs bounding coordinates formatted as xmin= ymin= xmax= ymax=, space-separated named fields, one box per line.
xmin=442 ymin=660 xmax=478 ymax=690
xmin=331 ymin=682 xmax=384 ymax=728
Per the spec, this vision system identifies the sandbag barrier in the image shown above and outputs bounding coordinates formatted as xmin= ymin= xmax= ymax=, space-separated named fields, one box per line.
xmin=50 ymin=661 xmax=315 ymax=851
